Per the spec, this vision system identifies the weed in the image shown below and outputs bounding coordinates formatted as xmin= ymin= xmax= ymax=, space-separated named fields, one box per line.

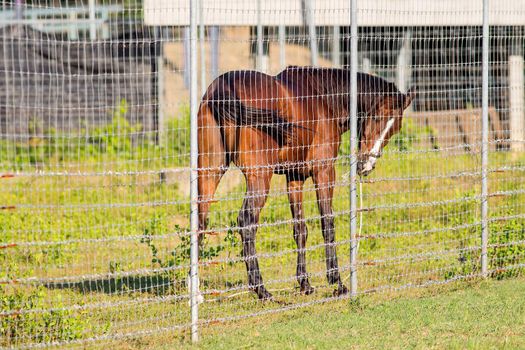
xmin=0 ymin=287 xmax=97 ymax=347
xmin=489 ymin=214 xmax=525 ymax=279
xmin=139 ymin=214 xmax=231 ymax=288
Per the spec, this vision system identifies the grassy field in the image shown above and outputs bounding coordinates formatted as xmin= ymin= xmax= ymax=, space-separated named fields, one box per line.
xmin=182 ymin=277 xmax=525 ymax=350
xmin=1 ymin=109 xmax=524 ymax=348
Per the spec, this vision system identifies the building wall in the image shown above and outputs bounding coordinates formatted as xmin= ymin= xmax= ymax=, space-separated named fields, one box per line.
xmin=0 ymin=25 xmax=156 ymax=136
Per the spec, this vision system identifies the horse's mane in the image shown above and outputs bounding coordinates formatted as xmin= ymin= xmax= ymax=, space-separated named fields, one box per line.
xmin=277 ymin=66 xmax=400 ymax=102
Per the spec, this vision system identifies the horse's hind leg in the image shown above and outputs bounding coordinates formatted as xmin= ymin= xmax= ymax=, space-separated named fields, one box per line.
xmin=198 ymin=168 xmax=225 ymax=237
xmin=313 ymin=166 xmax=348 ymax=296
xmin=286 ymin=175 xmax=314 ymax=295
xmin=238 ymin=169 xmax=273 ymax=300
xmin=198 ymin=103 xmax=228 ymax=236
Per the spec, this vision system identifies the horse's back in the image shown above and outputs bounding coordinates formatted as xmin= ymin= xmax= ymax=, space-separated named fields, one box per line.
xmin=204 ymin=70 xmax=286 ymax=108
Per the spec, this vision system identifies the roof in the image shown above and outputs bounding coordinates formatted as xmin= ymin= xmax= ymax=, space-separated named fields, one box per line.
xmin=144 ymin=0 xmax=525 ymax=26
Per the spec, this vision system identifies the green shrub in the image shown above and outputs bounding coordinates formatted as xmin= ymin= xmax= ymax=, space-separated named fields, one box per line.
xmin=86 ymin=99 xmax=140 ymax=156
xmin=444 ymin=212 xmax=525 ymax=280
xmin=489 ymin=216 xmax=525 ymax=279
xmin=0 ymin=100 xmax=197 ymax=171
xmin=139 ymin=213 xmax=237 ymax=290
xmin=0 ymin=287 xmax=91 ymax=347
xmin=443 ymin=242 xmax=480 ymax=281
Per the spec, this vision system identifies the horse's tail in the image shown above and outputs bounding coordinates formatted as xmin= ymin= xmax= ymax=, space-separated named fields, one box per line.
xmin=197 ymin=101 xmax=228 ymax=237
xmin=205 ymin=91 xmax=296 ymax=146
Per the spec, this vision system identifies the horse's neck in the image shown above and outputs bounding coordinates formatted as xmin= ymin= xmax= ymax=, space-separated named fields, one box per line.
xmin=279 ymin=67 xmax=363 ymax=133
xmin=331 ymin=91 xmax=369 ymax=136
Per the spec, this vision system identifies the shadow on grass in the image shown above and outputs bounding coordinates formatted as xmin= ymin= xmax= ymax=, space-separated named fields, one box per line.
xmin=43 ymin=274 xmax=180 ymax=295
xmin=40 ymin=269 xmax=249 ymax=298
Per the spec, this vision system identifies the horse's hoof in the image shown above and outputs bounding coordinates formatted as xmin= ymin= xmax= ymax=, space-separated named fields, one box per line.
xmin=334 ymin=284 xmax=349 ymax=297
xmin=257 ymin=288 xmax=273 ymax=301
xmin=301 ymin=284 xmax=315 ymax=295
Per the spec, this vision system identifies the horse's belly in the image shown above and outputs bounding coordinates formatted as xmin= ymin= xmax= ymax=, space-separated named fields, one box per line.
xmin=274 ymin=146 xmax=310 ymax=175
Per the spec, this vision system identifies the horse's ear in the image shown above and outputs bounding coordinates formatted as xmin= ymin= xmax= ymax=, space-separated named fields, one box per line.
xmin=404 ymin=86 xmax=417 ymax=109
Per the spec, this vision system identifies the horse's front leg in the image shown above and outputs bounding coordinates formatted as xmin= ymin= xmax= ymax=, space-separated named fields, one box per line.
xmin=238 ymin=170 xmax=273 ymax=300
xmin=313 ymin=166 xmax=348 ymax=296
xmin=287 ymin=175 xmax=314 ymax=295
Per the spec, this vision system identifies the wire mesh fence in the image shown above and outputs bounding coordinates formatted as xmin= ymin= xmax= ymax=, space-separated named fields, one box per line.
xmin=1 ymin=0 xmax=524 ymax=348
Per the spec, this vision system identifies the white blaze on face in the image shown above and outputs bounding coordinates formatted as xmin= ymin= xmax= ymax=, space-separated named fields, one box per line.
xmin=362 ymin=118 xmax=395 ymax=174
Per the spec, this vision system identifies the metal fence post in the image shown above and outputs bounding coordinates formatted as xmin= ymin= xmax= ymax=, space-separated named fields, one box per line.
xmin=210 ymin=26 xmax=219 ymax=80
xmin=184 ymin=27 xmax=190 ymax=88
xmin=15 ymin=0 xmax=23 ymax=20
xmin=349 ymin=0 xmax=358 ymax=297
xmin=305 ymin=0 xmax=318 ymax=66
xmin=88 ymin=0 xmax=96 ymax=40
xmin=279 ymin=24 xmax=286 ymax=69
xmin=333 ymin=26 xmax=340 ymax=67
xmin=509 ymin=55 xmax=524 ymax=152
xmin=256 ymin=0 xmax=264 ymax=71
xmin=199 ymin=0 xmax=207 ymax=95
xmin=157 ymin=52 xmax=165 ymax=145
xmin=189 ymin=0 xmax=200 ymax=342
xmin=481 ymin=0 xmax=489 ymax=276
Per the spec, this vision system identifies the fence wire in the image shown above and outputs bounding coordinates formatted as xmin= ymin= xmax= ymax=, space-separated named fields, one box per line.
xmin=1 ymin=0 xmax=524 ymax=348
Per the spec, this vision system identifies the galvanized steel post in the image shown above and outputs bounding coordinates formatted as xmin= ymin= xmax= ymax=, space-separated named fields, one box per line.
xmin=305 ymin=0 xmax=318 ymax=66
xmin=15 ymin=0 xmax=23 ymax=20
xmin=189 ymin=0 xmax=200 ymax=342
xmin=481 ymin=0 xmax=489 ymax=276
xmin=333 ymin=26 xmax=340 ymax=67
xmin=200 ymin=0 xmax=207 ymax=96
xmin=279 ymin=24 xmax=286 ymax=69
xmin=209 ymin=26 xmax=220 ymax=79
xmin=256 ymin=0 xmax=264 ymax=71
xmin=349 ymin=0 xmax=358 ymax=297
xmin=88 ymin=0 xmax=96 ymax=40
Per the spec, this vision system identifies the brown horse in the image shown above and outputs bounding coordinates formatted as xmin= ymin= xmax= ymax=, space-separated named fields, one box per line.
xmin=197 ymin=66 xmax=415 ymax=300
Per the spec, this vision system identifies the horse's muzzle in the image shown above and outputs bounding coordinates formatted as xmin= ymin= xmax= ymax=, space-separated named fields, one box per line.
xmin=357 ymin=156 xmax=377 ymax=176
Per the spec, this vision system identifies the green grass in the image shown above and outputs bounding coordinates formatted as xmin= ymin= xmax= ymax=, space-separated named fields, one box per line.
xmin=181 ymin=277 xmax=525 ymax=350
xmin=1 ymin=105 xmax=525 ymax=348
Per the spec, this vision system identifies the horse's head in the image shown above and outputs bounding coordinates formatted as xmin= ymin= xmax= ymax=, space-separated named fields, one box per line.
xmin=357 ymin=86 xmax=416 ymax=176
